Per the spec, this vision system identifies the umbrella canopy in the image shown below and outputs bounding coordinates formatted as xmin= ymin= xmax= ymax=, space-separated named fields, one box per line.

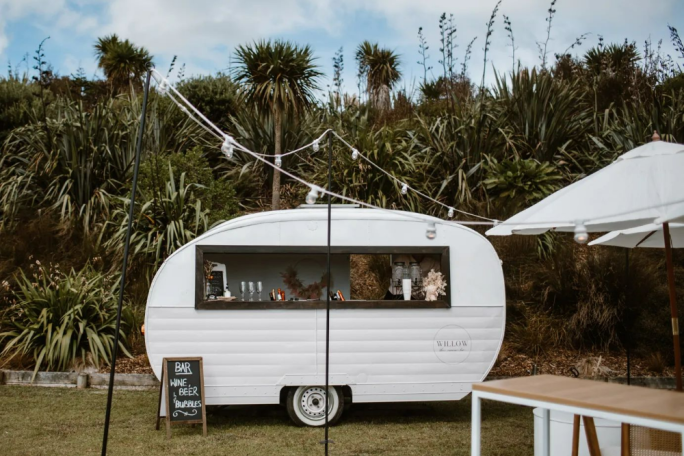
xmin=656 ymin=205 xmax=684 ymax=225
xmin=487 ymin=139 xmax=684 ymax=236
xmin=589 ymin=223 xmax=684 ymax=248
xmin=487 ymin=135 xmax=684 ymax=391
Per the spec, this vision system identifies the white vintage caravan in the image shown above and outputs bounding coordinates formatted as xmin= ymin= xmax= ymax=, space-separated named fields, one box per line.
xmin=145 ymin=207 xmax=505 ymax=426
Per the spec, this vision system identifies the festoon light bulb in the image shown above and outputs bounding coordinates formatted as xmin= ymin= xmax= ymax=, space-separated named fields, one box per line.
xmin=401 ymin=183 xmax=408 ymax=195
xmin=448 ymin=207 xmax=454 ymax=218
xmin=312 ymin=139 xmax=320 ymax=153
xmin=426 ymin=222 xmax=437 ymax=240
xmin=221 ymin=135 xmax=234 ymax=158
xmin=305 ymin=185 xmax=320 ymax=205
xmin=351 ymin=148 xmax=359 ymax=160
xmin=275 ymin=155 xmax=282 ymax=167
xmin=574 ymin=221 xmax=589 ymax=244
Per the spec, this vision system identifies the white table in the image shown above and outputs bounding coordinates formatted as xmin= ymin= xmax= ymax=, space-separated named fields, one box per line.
xmin=471 ymin=375 xmax=684 ymax=456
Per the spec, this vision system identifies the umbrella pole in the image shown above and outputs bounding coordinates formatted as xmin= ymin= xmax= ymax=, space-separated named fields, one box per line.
xmin=663 ymin=222 xmax=682 ymax=391
xmin=625 ymin=249 xmax=631 ymax=386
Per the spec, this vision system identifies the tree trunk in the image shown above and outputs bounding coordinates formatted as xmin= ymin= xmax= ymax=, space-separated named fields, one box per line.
xmin=271 ymin=106 xmax=282 ymax=210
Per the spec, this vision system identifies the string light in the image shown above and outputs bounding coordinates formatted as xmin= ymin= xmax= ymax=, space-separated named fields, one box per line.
xmin=574 ymin=221 xmax=589 ymax=244
xmin=448 ymin=208 xmax=454 ymax=218
xmin=153 ymin=70 xmax=566 ymax=229
xmin=158 ymin=68 xmax=675 ymax=232
xmin=221 ymin=135 xmax=234 ymax=159
xmin=426 ymin=222 xmax=437 ymax=240
xmin=305 ymin=185 xmax=321 ymax=205
xmin=312 ymin=139 xmax=320 ymax=153
xmin=401 ymin=183 xmax=408 ymax=195
xmin=158 ymin=80 xmax=168 ymax=96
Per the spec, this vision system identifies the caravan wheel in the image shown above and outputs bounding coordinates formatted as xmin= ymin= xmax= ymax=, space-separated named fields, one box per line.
xmin=286 ymin=386 xmax=344 ymax=427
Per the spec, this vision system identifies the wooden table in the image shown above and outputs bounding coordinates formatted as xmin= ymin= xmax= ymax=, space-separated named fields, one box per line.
xmin=471 ymin=375 xmax=684 ymax=456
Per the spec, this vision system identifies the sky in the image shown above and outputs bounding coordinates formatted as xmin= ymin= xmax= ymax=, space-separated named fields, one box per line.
xmin=1 ymin=0 xmax=683 ymax=94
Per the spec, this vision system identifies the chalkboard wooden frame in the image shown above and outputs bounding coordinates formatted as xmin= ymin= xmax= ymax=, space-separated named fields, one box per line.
xmin=156 ymin=357 xmax=207 ymax=439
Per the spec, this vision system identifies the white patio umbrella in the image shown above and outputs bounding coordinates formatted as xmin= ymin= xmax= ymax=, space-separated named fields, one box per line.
xmin=487 ymin=133 xmax=684 ymax=390
xmin=589 ymin=223 xmax=684 ymax=248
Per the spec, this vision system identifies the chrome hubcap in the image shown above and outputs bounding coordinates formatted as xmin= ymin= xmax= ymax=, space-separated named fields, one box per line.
xmin=299 ymin=387 xmax=331 ymax=421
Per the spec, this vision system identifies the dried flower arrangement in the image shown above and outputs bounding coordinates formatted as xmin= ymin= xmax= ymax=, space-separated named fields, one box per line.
xmin=423 ymin=269 xmax=447 ymax=301
xmin=203 ymin=260 xmax=214 ymax=280
xmin=281 ymin=265 xmax=330 ymax=299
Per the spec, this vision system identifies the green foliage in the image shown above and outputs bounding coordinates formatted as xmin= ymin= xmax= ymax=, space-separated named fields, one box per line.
xmin=0 ymin=77 xmax=42 ymax=142
xmin=104 ymin=164 xmax=210 ymax=270
xmin=356 ymin=42 xmax=402 ymax=110
xmin=139 ymin=146 xmax=239 ymax=225
xmin=0 ymin=262 xmax=131 ymax=378
xmin=492 ymin=67 xmax=590 ymax=162
xmin=0 ymin=94 xmax=210 ymax=231
xmin=94 ymin=34 xmax=154 ymax=95
xmin=232 ymin=40 xmax=322 ymax=116
xmin=177 ymin=74 xmax=239 ymax=130
xmin=484 ymin=158 xmax=563 ymax=215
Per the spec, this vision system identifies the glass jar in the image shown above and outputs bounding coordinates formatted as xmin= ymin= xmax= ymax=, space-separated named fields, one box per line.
xmin=410 ymin=262 xmax=422 ymax=286
xmin=392 ymin=262 xmax=405 ymax=290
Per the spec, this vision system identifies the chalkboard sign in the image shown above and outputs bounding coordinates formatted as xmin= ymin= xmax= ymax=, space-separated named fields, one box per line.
xmin=156 ymin=357 xmax=207 ymax=439
xmin=207 ymin=271 xmax=224 ymax=296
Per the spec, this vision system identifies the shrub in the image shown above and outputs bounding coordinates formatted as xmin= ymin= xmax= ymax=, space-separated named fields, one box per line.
xmin=104 ymin=164 xmax=211 ymax=270
xmin=139 ymin=146 xmax=239 ymax=225
xmin=0 ymin=262 xmax=132 ymax=378
xmin=484 ymin=157 xmax=563 ymax=217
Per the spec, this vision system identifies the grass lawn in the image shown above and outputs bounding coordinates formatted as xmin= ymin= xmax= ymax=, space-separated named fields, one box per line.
xmin=0 ymin=385 xmax=533 ymax=455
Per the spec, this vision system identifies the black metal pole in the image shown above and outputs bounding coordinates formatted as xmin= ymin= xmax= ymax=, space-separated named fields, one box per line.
xmin=625 ymin=249 xmax=631 ymax=385
xmin=101 ymin=70 xmax=152 ymax=456
xmin=324 ymin=133 xmax=333 ymax=455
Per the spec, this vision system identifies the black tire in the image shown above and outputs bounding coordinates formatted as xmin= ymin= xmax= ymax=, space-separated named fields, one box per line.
xmin=286 ymin=385 xmax=344 ymax=427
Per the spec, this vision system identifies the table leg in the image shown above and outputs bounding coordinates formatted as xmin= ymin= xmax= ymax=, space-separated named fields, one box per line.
xmin=572 ymin=415 xmax=581 ymax=456
xmin=582 ymin=416 xmax=601 ymax=456
xmin=542 ymin=408 xmax=551 ymax=456
xmin=471 ymin=392 xmax=481 ymax=456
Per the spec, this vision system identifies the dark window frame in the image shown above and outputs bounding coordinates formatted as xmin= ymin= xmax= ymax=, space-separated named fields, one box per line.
xmin=195 ymin=245 xmax=451 ymax=309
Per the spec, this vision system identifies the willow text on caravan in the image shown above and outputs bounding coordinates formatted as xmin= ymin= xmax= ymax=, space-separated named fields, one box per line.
xmin=435 ymin=339 xmax=469 ymax=351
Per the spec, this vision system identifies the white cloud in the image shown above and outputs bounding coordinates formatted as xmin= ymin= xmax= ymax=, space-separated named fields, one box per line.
xmin=2 ymin=0 xmax=682 ymax=86
xmin=102 ymin=0 xmax=338 ymax=63
xmin=0 ymin=0 xmax=100 ymax=57
xmin=91 ymin=0 xmax=683 ymax=87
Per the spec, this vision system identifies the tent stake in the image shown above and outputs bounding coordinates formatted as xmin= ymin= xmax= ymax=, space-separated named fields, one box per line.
xmin=663 ymin=222 xmax=682 ymax=391
xmin=101 ymin=70 xmax=152 ymax=455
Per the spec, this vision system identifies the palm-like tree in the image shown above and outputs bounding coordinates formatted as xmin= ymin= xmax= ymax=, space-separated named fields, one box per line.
xmin=94 ymin=34 xmax=154 ymax=95
xmin=355 ymin=42 xmax=401 ymax=110
xmin=233 ymin=39 xmax=321 ymax=210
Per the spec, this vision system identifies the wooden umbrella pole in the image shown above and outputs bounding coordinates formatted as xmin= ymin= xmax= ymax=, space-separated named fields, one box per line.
xmin=663 ymin=222 xmax=682 ymax=391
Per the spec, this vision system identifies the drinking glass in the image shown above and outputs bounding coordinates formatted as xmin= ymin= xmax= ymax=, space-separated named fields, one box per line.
xmin=248 ymin=281 xmax=255 ymax=302
xmin=257 ymin=281 xmax=263 ymax=301
xmin=239 ymin=281 xmax=246 ymax=301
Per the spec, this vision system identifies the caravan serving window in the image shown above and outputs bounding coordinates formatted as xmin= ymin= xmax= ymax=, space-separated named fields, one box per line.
xmin=195 ymin=246 xmax=450 ymax=309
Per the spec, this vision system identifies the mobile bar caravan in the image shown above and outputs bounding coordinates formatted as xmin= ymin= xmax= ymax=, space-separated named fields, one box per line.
xmin=145 ymin=207 xmax=505 ymax=426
